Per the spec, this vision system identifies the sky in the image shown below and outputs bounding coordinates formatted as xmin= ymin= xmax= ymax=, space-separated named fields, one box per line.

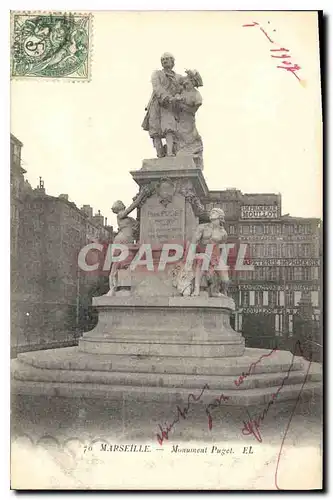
xmin=11 ymin=10 xmax=322 ymax=228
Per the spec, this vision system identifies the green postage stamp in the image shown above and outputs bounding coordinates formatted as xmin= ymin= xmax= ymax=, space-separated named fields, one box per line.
xmin=11 ymin=12 xmax=92 ymax=80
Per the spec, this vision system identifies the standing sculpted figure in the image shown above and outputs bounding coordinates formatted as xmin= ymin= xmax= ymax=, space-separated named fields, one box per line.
xmin=142 ymin=52 xmax=183 ymax=158
xmin=172 ymin=208 xmax=229 ymax=297
xmin=191 ymin=208 xmax=229 ymax=297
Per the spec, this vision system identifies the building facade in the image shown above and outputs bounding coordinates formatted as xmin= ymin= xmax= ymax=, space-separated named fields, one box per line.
xmin=11 ymin=135 xmax=114 ymax=356
xmin=203 ymin=189 xmax=321 ymax=351
xmin=11 ymin=134 xmax=27 ymax=267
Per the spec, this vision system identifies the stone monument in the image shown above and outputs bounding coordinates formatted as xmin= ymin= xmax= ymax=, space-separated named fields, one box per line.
xmin=142 ymin=52 xmax=204 ymax=169
xmin=12 ymin=53 xmax=321 ymax=412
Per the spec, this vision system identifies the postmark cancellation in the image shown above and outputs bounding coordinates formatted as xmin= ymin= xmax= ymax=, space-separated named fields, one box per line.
xmin=11 ymin=12 xmax=92 ymax=80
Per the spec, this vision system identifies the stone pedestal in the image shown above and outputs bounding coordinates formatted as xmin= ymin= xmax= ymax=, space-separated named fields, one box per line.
xmin=11 ymin=155 xmax=322 ymax=410
xmin=131 ymin=156 xmax=208 ymax=244
xmin=79 ymin=295 xmax=245 ymax=357
xmin=90 ymin=156 xmax=244 ymax=355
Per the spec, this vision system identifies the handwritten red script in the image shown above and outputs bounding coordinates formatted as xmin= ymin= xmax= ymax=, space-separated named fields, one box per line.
xmin=156 ymin=384 xmax=210 ymax=445
xmin=240 ymin=341 xmax=313 ymax=489
xmin=155 ymin=340 xmax=315 ymax=489
xmin=156 ymin=346 xmax=277 ymax=443
xmin=242 ymin=21 xmax=303 ymax=83
xmin=234 ymin=346 xmax=277 ymax=387
xmin=205 ymin=393 xmax=230 ymax=431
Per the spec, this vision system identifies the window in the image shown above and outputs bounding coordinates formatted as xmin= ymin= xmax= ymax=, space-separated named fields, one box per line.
xmin=282 ymin=244 xmax=294 ymax=258
xmin=294 ymin=267 xmax=303 ymax=280
xmin=242 ymin=291 xmax=249 ymax=306
xmin=229 ymin=225 xmax=236 ymax=235
xmin=312 ymin=267 xmax=319 ymax=280
xmin=280 ymin=291 xmax=285 ymax=306
xmin=294 ymin=291 xmax=302 ymax=305
xmin=249 ymin=291 xmax=255 ymax=306
xmin=256 ymin=291 xmax=263 ymax=305
xmin=255 ymin=267 xmax=265 ymax=280
xmin=242 ymin=225 xmax=250 ymax=235
xmin=238 ymin=313 xmax=243 ymax=331
xmin=267 ymin=244 xmax=277 ymax=257
xmin=288 ymin=315 xmax=293 ymax=336
xmin=285 ymin=267 xmax=294 ymax=281
xmin=275 ymin=314 xmax=283 ymax=336
xmin=303 ymin=268 xmax=311 ymax=280
xmin=268 ymin=291 xmax=276 ymax=306
xmin=263 ymin=267 xmax=270 ymax=280
xmin=252 ymin=244 xmax=264 ymax=257
xmin=274 ymin=267 xmax=282 ymax=281
xmin=311 ymin=291 xmax=319 ymax=307
xmin=301 ymin=244 xmax=311 ymax=257
xmin=297 ymin=243 xmax=310 ymax=257
xmin=246 ymin=270 xmax=254 ymax=280
xmin=284 ymin=224 xmax=297 ymax=235
xmin=268 ymin=267 xmax=277 ymax=281
xmin=286 ymin=290 xmax=293 ymax=306
xmin=263 ymin=291 xmax=269 ymax=306
xmin=12 ymin=143 xmax=21 ymax=163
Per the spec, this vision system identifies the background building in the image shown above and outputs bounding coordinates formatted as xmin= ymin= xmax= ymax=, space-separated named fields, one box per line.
xmin=203 ymin=189 xmax=321 ymax=357
xmin=11 ymin=135 xmax=114 ymax=356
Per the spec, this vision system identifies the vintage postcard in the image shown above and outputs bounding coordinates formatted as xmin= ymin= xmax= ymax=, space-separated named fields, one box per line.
xmin=10 ymin=10 xmax=323 ymax=490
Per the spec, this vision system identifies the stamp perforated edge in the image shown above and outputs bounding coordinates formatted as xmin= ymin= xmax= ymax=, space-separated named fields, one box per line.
xmin=10 ymin=10 xmax=94 ymax=83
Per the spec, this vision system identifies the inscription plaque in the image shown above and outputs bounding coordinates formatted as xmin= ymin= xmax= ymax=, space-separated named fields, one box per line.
xmin=140 ymin=193 xmax=185 ymax=244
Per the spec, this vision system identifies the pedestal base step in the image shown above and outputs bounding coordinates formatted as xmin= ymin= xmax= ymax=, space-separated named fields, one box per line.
xmin=11 ymin=377 xmax=321 ymax=406
xmin=11 ymin=346 xmax=322 ymax=406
